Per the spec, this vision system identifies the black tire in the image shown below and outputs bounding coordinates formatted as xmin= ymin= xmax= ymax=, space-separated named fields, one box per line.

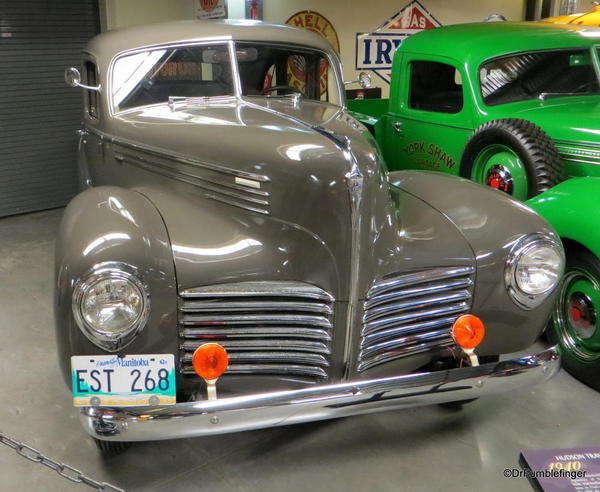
xmin=437 ymin=355 xmax=499 ymax=410
xmin=547 ymin=247 xmax=600 ymax=391
xmin=93 ymin=438 xmax=131 ymax=455
xmin=460 ymin=118 xmax=564 ymax=198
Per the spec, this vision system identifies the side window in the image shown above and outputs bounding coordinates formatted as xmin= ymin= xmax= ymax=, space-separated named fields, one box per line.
xmin=409 ymin=60 xmax=463 ymax=114
xmin=84 ymin=60 xmax=99 ymax=119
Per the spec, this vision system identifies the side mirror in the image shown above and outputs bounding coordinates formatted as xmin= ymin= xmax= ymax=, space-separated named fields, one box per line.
xmin=65 ymin=67 xmax=101 ymax=91
xmin=344 ymin=71 xmax=373 ymax=89
xmin=358 ymin=72 xmax=372 ymax=89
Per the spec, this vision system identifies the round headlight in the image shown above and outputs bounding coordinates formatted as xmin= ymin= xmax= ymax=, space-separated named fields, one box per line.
xmin=505 ymin=234 xmax=564 ymax=309
xmin=73 ymin=263 xmax=149 ymax=351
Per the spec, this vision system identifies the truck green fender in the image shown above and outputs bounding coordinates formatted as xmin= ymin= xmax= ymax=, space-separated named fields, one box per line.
xmin=526 ymin=177 xmax=600 ymax=258
xmin=347 ymin=99 xmax=389 ymax=138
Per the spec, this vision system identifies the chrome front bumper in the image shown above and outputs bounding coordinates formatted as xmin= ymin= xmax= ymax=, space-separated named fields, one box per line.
xmin=81 ymin=347 xmax=560 ymax=442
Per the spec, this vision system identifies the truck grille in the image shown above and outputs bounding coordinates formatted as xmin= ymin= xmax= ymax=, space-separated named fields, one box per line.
xmin=359 ymin=266 xmax=475 ymax=372
xmin=179 ymin=281 xmax=334 ymax=379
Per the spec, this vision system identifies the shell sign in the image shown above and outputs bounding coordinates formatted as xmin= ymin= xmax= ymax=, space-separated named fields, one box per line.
xmin=284 ymin=11 xmax=340 ymax=95
xmin=285 ymin=11 xmax=340 ymax=52
xmin=356 ymin=1 xmax=441 ymax=84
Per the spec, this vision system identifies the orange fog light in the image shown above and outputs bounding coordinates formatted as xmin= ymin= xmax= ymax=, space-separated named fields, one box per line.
xmin=452 ymin=314 xmax=485 ymax=350
xmin=192 ymin=343 xmax=229 ymax=380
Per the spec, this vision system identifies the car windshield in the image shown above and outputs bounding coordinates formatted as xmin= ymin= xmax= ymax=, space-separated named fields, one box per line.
xmin=235 ymin=42 xmax=341 ymax=105
xmin=479 ymin=48 xmax=600 ymax=106
xmin=111 ymin=43 xmax=234 ymax=112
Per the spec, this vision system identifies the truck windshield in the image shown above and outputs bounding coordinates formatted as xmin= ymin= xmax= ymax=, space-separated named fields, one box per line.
xmin=480 ymin=48 xmax=600 ymax=106
xmin=111 ymin=43 xmax=234 ymax=112
xmin=235 ymin=42 xmax=341 ymax=105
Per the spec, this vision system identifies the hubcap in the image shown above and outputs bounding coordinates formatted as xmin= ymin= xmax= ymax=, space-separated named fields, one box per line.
xmin=471 ymin=144 xmax=528 ymax=200
xmin=553 ymin=268 xmax=600 ymax=361
xmin=485 ymin=165 xmax=514 ymax=194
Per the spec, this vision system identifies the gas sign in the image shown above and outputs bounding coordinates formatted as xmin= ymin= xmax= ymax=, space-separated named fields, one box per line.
xmin=356 ymin=1 xmax=441 ymax=83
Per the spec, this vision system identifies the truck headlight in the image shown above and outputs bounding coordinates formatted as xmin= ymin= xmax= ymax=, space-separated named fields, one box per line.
xmin=505 ymin=234 xmax=564 ymax=309
xmin=72 ymin=263 xmax=150 ymax=351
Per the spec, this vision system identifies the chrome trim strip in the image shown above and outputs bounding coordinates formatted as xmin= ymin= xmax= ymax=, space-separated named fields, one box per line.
xmin=360 ymin=329 xmax=452 ymax=358
xmin=554 ymin=139 xmax=600 ymax=151
xmin=181 ymin=313 xmax=332 ymax=327
xmin=182 ymin=326 xmax=332 ymax=341
xmin=182 ymin=351 xmax=330 ymax=366
xmin=180 ymin=339 xmax=331 ymax=354
xmin=181 ymin=364 xmax=329 ymax=379
xmin=81 ymin=348 xmax=560 ymax=441
xmin=367 ymin=266 xmax=475 ymax=298
xmin=123 ymin=153 xmax=270 ymax=207
xmin=180 ymin=300 xmax=332 ymax=314
xmin=364 ymin=290 xmax=471 ymax=321
xmin=357 ymin=339 xmax=454 ymax=372
xmin=180 ymin=281 xmax=334 ymax=301
xmin=85 ymin=125 xmax=270 ymax=182
xmin=559 ymin=155 xmax=600 ymax=166
xmin=201 ymin=193 xmax=270 ymax=216
xmin=116 ymin=151 xmax=269 ymax=197
xmin=362 ymin=302 xmax=470 ymax=334
xmin=361 ymin=316 xmax=457 ymax=346
xmin=365 ymin=278 xmax=473 ymax=309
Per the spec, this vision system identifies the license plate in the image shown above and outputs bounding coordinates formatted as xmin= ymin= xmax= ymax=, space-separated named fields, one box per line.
xmin=71 ymin=354 xmax=176 ymax=407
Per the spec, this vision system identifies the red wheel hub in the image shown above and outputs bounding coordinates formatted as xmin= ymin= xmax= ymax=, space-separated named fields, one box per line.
xmin=568 ymin=292 xmax=596 ymax=338
xmin=485 ymin=165 xmax=514 ymax=195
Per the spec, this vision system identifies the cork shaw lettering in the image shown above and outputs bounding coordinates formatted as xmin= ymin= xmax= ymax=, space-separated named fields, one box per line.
xmin=404 ymin=141 xmax=457 ymax=169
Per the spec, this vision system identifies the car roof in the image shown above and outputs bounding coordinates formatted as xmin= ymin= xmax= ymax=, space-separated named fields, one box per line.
xmin=400 ymin=22 xmax=600 ymax=65
xmin=86 ymin=19 xmax=335 ymax=63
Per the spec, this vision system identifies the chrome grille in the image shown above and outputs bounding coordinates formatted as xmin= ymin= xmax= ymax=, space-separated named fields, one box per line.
xmin=359 ymin=266 xmax=475 ymax=372
xmin=179 ymin=281 xmax=334 ymax=379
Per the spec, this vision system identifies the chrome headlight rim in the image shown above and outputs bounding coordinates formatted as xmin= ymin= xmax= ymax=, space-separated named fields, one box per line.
xmin=505 ymin=233 xmax=564 ymax=310
xmin=72 ymin=262 xmax=150 ymax=352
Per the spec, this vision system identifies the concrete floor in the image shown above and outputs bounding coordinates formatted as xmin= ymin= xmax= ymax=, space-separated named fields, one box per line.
xmin=0 ymin=208 xmax=599 ymax=492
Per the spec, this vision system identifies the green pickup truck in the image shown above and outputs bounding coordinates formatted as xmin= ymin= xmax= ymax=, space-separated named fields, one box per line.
xmin=349 ymin=21 xmax=600 ymax=390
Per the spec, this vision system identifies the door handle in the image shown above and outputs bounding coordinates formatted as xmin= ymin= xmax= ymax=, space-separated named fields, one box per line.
xmin=393 ymin=121 xmax=403 ymax=134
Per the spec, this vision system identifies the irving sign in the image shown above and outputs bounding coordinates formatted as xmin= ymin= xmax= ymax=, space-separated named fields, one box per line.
xmin=355 ymin=1 xmax=441 ymax=84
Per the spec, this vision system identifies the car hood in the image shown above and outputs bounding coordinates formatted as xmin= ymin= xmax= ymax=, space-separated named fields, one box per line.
xmin=104 ymin=98 xmax=379 ymax=301
xmin=493 ymin=95 xmax=600 ymax=144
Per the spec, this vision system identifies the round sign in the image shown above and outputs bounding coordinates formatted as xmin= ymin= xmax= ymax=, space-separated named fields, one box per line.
xmin=284 ymin=11 xmax=340 ymax=96
xmin=199 ymin=0 xmax=219 ymax=13
xmin=285 ymin=11 xmax=340 ymax=52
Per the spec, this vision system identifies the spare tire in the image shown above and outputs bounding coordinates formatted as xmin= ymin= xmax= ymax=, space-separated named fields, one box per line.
xmin=460 ymin=119 xmax=564 ymax=200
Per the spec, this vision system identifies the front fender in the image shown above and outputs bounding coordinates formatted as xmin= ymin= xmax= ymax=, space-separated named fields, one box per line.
xmin=53 ymin=186 xmax=177 ymax=387
xmin=391 ymin=170 xmax=561 ymax=354
xmin=526 ymin=177 xmax=600 ymax=260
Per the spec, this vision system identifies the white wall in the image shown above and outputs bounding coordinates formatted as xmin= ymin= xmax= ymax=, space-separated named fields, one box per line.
xmin=103 ymin=0 xmax=194 ymax=30
xmin=262 ymin=0 xmax=526 ymax=96
xmin=102 ymin=0 xmax=526 ymax=95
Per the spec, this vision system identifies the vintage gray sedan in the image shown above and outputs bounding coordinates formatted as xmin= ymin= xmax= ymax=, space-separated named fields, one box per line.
xmin=56 ymin=20 xmax=563 ymax=453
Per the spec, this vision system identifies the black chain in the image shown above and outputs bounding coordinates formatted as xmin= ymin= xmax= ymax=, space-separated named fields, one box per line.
xmin=0 ymin=431 xmax=125 ymax=491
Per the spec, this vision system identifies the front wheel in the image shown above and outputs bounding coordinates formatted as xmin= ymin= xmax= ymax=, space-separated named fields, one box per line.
xmin=547 ymin=248 xmax=600 ymax=391
xmin=460 ymin=119 xmax=564 ymax=200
